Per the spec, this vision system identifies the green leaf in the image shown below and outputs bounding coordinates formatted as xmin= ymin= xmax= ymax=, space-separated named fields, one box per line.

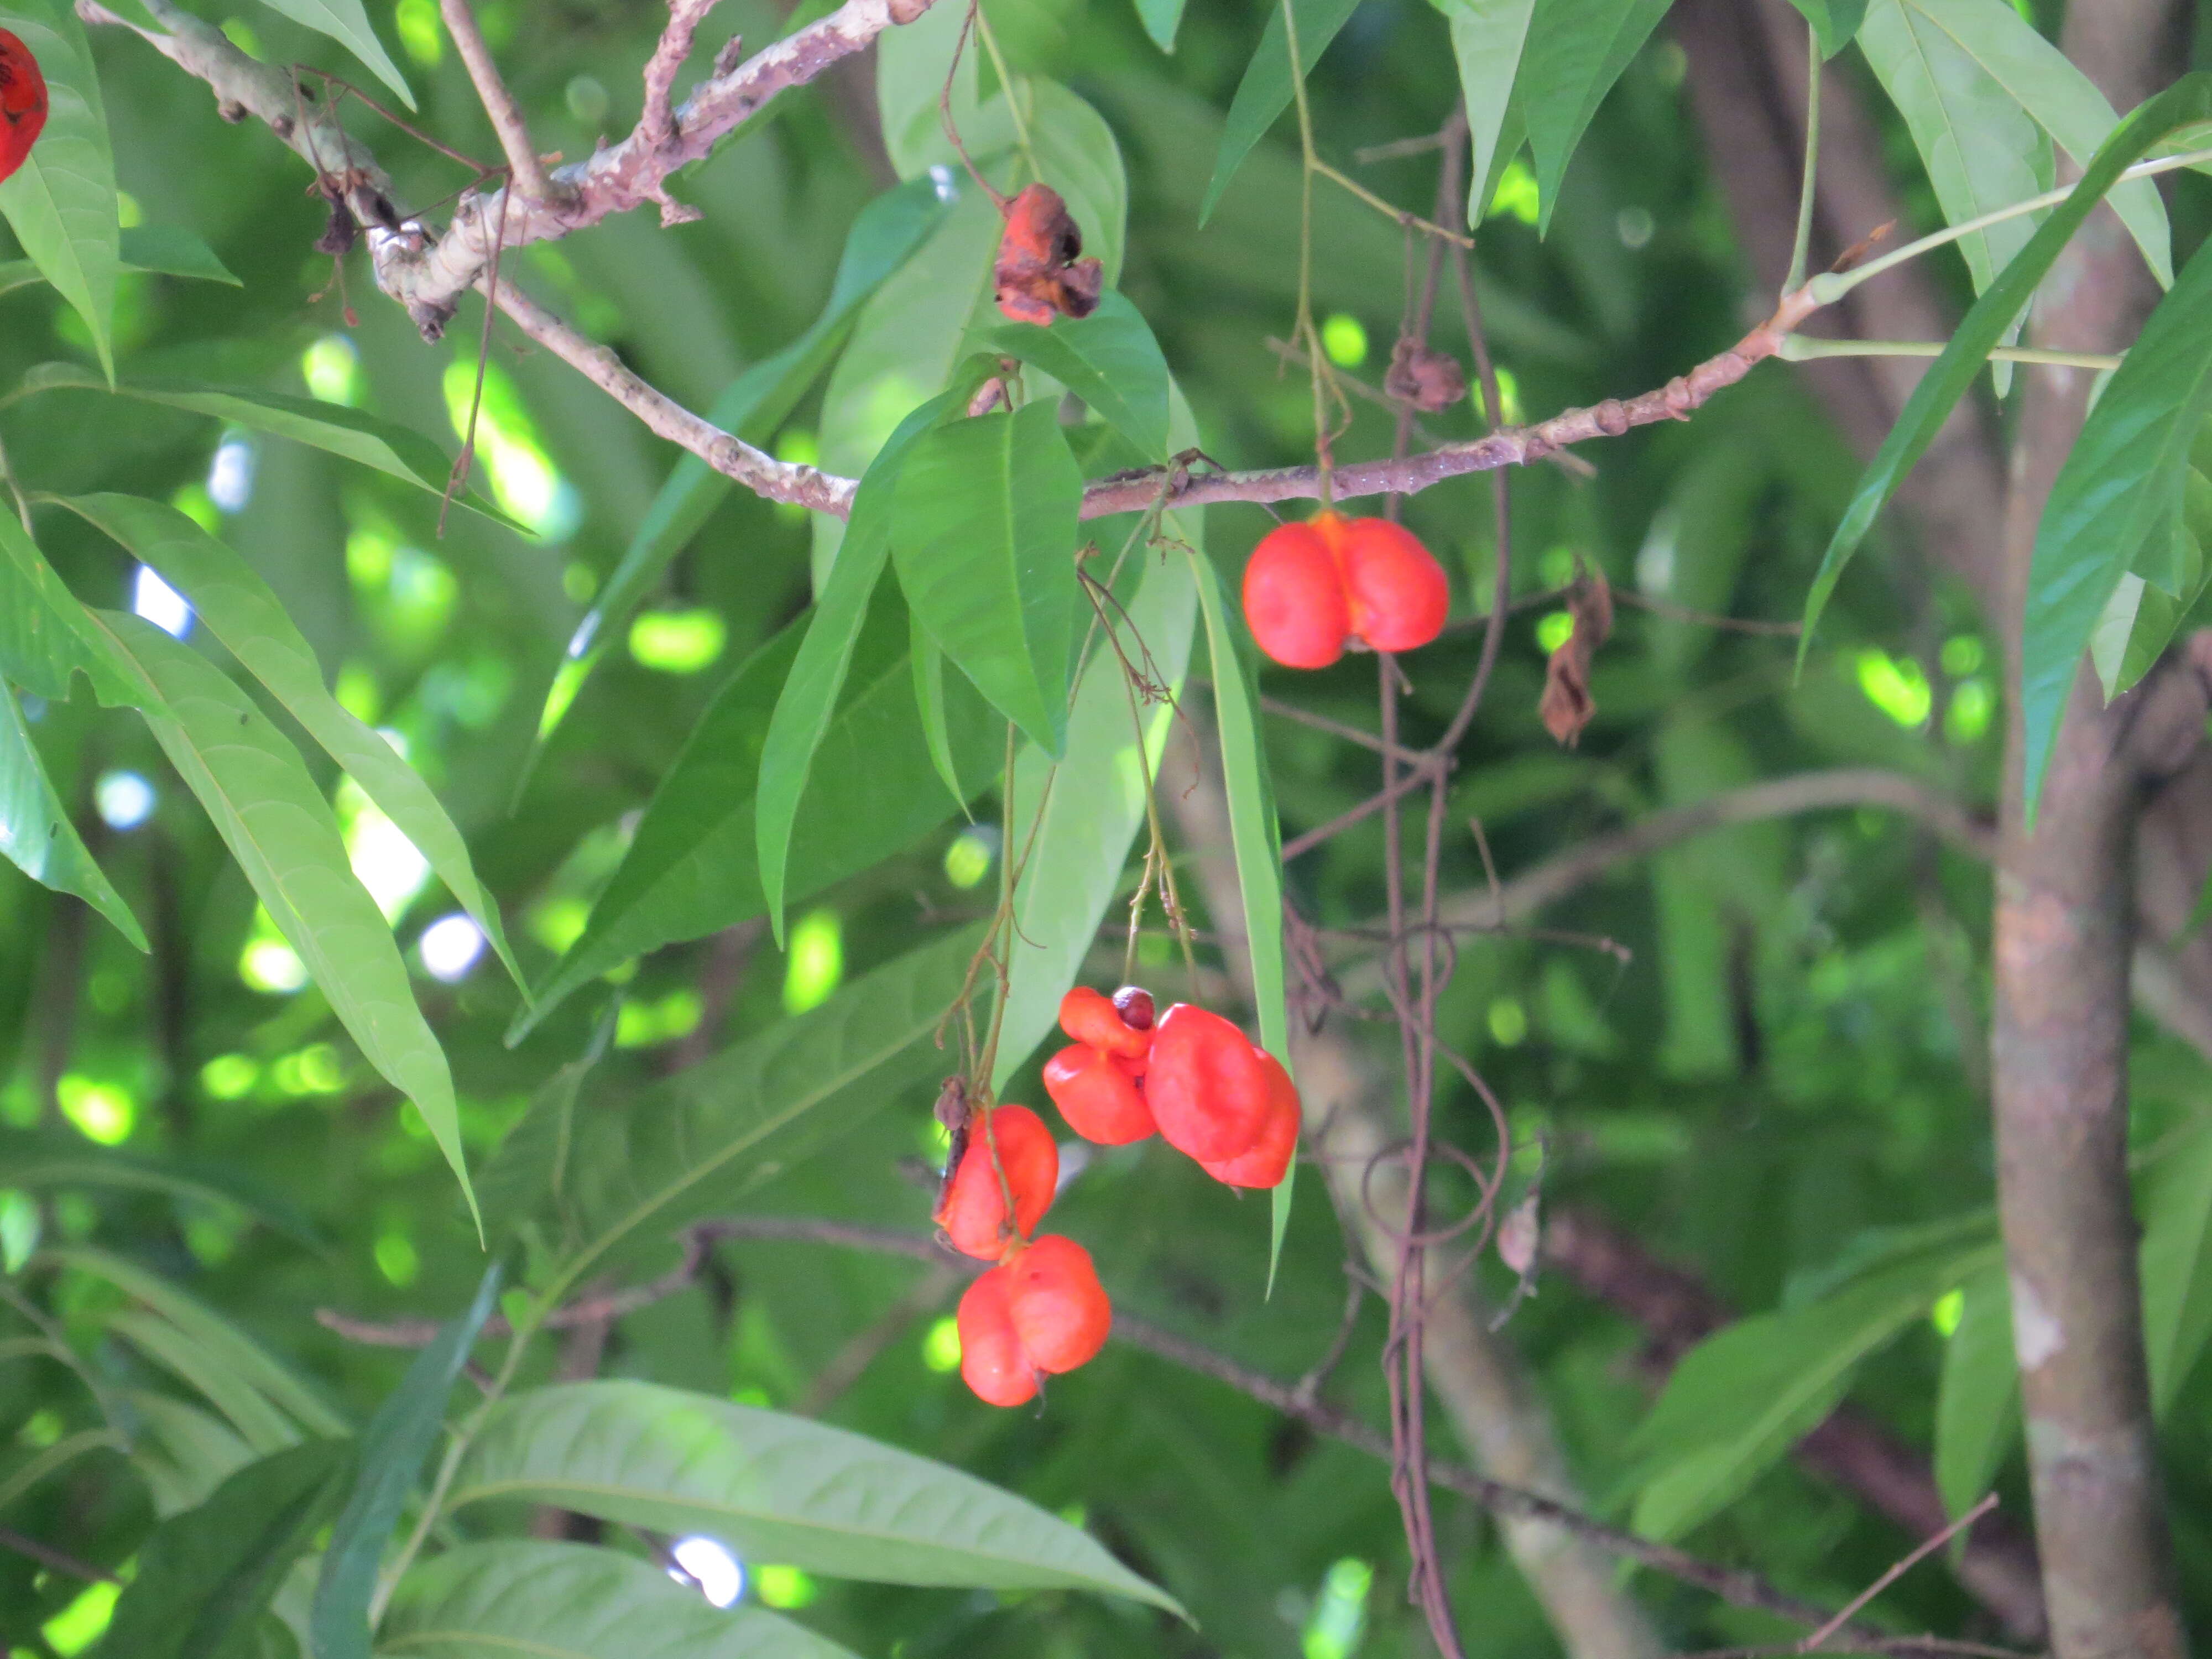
xmin=536 ymin=925 xmax=983 ymax=1295
xmin=1200 ymin=0 xmax=1364 ymax=225
xmin=44 ymin=1245 xmax=347 ymax=1436
xmin=538 ymin=176 xmax=951 ymax=749
xmin=474 ymin=1015 xmax=612 ymax=1248
xmin=988 ymin=398 xmax=1202 ymax=1091
xmin=118 ymin=223 xmax=241 ymax=286
xmin=311 ymin=1266 xmax=501 ymax=1659
xmin=2022 ymin=237 xmax=2212 ymax=815
xmin=1799 ymin=74 xmax=2212 ymax=660
xmin=758 ymin=394 xmax=959 ymax=943
xmin=0 ymin=1130 xmax=321 ymax=1245
xmin=0 ymin=508 xmax=140 ymax=706
xmin=1861 ymin=0 xmax=2169 ymax=291
xmin=2138 ymin=1114 xmax=2212 ymax=1416
xmin=62 ymin=494 xmax=524 ymax=992
xmin=91 ymin=614 xmax=478 ymax=1225
xmin=1188 ymin=550 xmax=1295 ymax=1282
xmin=103 ymin=1439 xmax=353 ymax=1659
xmin=1133 ymin=0 xmax=1186 ymax=53
xmin=876 ymin=0 xmax=979 ymax=179
xmin=18 ymin=367 xmax=472 ymax=506
xmin=893 ymin=401 xmax=1084 ymax=754
xmin=128 ymin=1393 xmax=257 ymax=1519
xmin=447 ymin=1381 xmax=1185 ymax=1614
xmin=110 ymin=1310 xmax=305 ymax=1453
xmin=0 ymin=683 xmax=143 ymax=946
xmin=1627 ymin=1243 xmax=1995 ymax=1540
xmin=1785 ymin=0 xmax=1866 ymax=54
xmin=0 ymin=0 xmax=117 ymax=378
xmin=1933 ymin=1262 xmax=2018 ymax=1525
xmin=516 ymin=600 xmax=1000 ymax=1037
xmin=911 ymin=611 xmax=971 ymax=811
xmin=377 ymin=1540 xmax=865 ymax=1659
xmin=1519 ymin=0 xmax=1672 ymax=234
xmin=249 ymin=0 xmax=414 ymax=108
xmin=1434 ymin=0 xmax=1536 ymax=226
xmin=2089 ymin=424 xmax=2212 ymax=701
xmin=978 ymin=291 xmax=1172 ymax=461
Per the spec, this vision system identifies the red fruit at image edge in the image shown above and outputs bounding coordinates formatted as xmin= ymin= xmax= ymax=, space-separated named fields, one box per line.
xmin=1145 ymin=1003 xmax=1274 ymax=1163
xmin=957 ymin=1266 xmax=1037 ymax=1408
xmin=1057 ymin=985 xmax=1150 ymax=1059
xmin=1340 ymin=516 xmax=1450 ymax=653
xmin=1242 ymin=519 xmax=1351 ymax=670
xmin=1042 ymin=1044 xmax=1154 ymax=1144
xmin=933 ymin=1104 xmax=1058 ymax=1260
xmin=1198 ymin=1052 xmax=1300 ymax=1189
xmin=0 ymin=29 xmax=49 ymax=189
xmin=1005 ymin=1234 xmax=1112 ymax=1375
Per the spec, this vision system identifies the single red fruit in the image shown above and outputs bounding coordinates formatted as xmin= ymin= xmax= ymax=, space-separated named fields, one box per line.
xmin=1057 ymin=985 xmax=1150 ymax=1060
xmin=957 ymin=1266 xmax=1037 ymax=1407
xmin=1042 ymin=1044 xmax=1155 ymax=1144
xmin=1145 ymin=1003 xmax=1274 ymax=1163
xmin=1242 ymin=519 xmax=1351 ymax=670
xmin=1340 ymin=517 xmax=1450 ymax=653
xmin=993 ymin=183 xmax=1103 ymax=327
xmin=0 ymin=29 xmax=49 ymax=189
xmin=1110 ymin=984 xmax=1156 ymax=1031
xmin=934 ymin=1104 xmax=1058 ymax=1259
xmin=1199 ymin=1052 xmax=1300 ymax=1188
xmin=1005 ymin=1234 xmax=1112 ymax=1374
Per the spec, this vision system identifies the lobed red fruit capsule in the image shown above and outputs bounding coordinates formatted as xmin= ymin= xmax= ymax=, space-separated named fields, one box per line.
xmin=957 ymin=1265 xmax=1037 ymax=1407
xmin=1057 ymin=985 xmax=1150 ymax=1060
xmin=1043 ymin=1044 xmax=1154 ymax=1144
xmin=1340 ymin=517 xmax=1450 ymax=653
xmin=934 ymin=1104 xmax=1058 ymax=1260
xmin=0 ymin=29 xmax=48 ymax=189
xmin=1240 ymin=511 xmax=1451 ymax=669
xmin=1145 ymin=1003 xmax=1274 ymax=1164
xmin=1198 ymin=1052 xmax=1300 ymax=1189
xmin=1242 ymin=519 xmax=1352 ymax=669
xmin=1004 ymin=1235 xmax=1112 ymax=1375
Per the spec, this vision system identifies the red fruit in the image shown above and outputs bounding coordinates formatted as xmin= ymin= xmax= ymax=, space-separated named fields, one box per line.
xmin=1111 ymin=985 xmax=1156 ymax=1031
xmin=1057 ymin=985 xmax=1150 ymax=1060
xmin=957 ymin=1266 xmax=1037 ymax=1407
xmin=1005 ymin=1235 xmax=1112 ymax=1374
xmin=1043 ymin=1044 xmax=1155 ymax=1144
xmin=1340 ymin=517 xmax=1449 ymax=653
xmin=1145 ymin=1003 xmax=1274 ymax=1163
xmin=934 ymin=1104 xmax=1058 ymax=1260
xmin=0 ymin=30 xmax=48 ymax=189
xmin=1242 ymin=519 xmax=1350 ymax=670
xmin=1199 ymin=1052 xmax=1300 ymax=1188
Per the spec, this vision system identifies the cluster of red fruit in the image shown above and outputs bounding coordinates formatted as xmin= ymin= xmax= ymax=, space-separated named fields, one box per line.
xmin=935 ymin=985 xmax=1300 ymax=1407
xmin=1241 ymin=510 xmax=1449 ymax=669
xmin=0 ymin=30 xmax=49 ymax=189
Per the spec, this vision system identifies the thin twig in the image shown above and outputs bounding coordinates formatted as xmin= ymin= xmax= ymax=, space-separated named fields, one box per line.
xmin=0 ymin=1523 xmax=121 ymax=1585
xmin=439 ymin=0 xmax=558 ymax=204
xmin=1801 ymin=1495 xmax=2001 ymax=1651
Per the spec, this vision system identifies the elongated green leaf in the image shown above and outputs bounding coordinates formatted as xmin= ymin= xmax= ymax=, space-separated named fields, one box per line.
xmin=990 ymin=403 xmax=1203 ymax=1091
xmin=1629 ymin=1243 xmax=1995 ymax=1540
xmin=474 ymin=1014 xmax=613 ymax=1248
xmin=539 ymin=925 xmax=983 ymax=1295
xmin=2022 ymin=237 xmax=2212 ymax=815
xmin=1863 ymin=0 xmax=2169 ymax=290
xmin=111 ymin=1310 xmax=304 ymax=1454
xmin=0 ymin=683 xmax=143 ymax=946
xmin=1520 ymin=0 xmax=1671 ymax=234
xmin=979 ymin=292 xmax=1171 ymax=461
xmin=1434 ymin=0 xmax=1536 ymax=226
xmin=758 ymin=394 xmax=959 ymax=943
xmin=517 ymin=599 xmax=1000 ymax=1036
xmin=311 ymin=1267 xmax=500 ymax=1659
xmin=64 ymin=494 xmax=523 ymax=991
xmin=911 ymin=611 xmax=969 ymax=810
xmin=1188 ymin=551 xmax=1295 ymax=1280
xmin=45 ymin=1245 xmax=347 ymax=1436
xmin=1786 ymin=0 xmax=1865 ymax=55
xmin=0 ymin=1130 xmax=321 ymax=1245
xmin=1200 ymin=0 xmax=1363 ymax=224
xmin=0 ymin=0 xmax=116 ymax=378
xmin=448 ymin=1381 xmax=1183 ymax=1614
xmin=0 ymin=508 xmax=139 ymax=706
xmin=129 ymin=1392 xmax=257 ymax=1518
xmin=91 ymin=614 xmax=477 ymax=1224
xmin=876 ymin=0 xmax=979 ymax=179
xmin=2139 ymin=1114 xmax=2212 ymax=1415
xmin=118 ymin=223 xmax=241 ymax=286
xmin=894 ymin=401 xmax=1084 ymax=754
xmin=19 ymin=367 xmax=472 ymax=506
xmin=251 ymin=0 xmax=414 ymax=108
xmin=1934 ymin=1262 xmax=2018 ymax=1523
xmin=103 ymin=1439 xmax=353 ymax=1659
xmin=377 ymin=1540 xmax=863 ymax=1659
xmin=1133 ymin=0 xmax=1185 ymax=53
xmin=1800 ymin=75 xmax=2212 ymax=659
xmin=539 ymin=176 xmax=951 ymax=748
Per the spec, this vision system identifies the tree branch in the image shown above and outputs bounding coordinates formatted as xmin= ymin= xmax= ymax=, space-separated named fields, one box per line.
xmin=439 ymin=0 xmax=558 ymax=204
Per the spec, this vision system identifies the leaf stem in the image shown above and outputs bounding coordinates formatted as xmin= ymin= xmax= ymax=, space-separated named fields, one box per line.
xmin=1778 ymin=336 xmax=2123 ymax=372
xmin=1282 ymin=0 xmax=1333 ymax=504
xmin=971 ymin=1 xmax=1037 ymax=176
xmin=1785 ymin=20 xmax=1820 ymax=296
xmin=1311 ymin=159 xmax=1473 ymax=248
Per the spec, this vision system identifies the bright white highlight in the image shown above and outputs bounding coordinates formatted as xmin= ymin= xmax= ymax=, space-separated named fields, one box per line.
xmin=93 ymin=771 xmax=155 ymax=831
xmin=207 ymin=438 xmax=255 ymax=513
xmin=340 ymin=780 xmax=430 ymax=922
xmin=418 ymin=914 xmax=486 ymax=983
xmin=132 ymin=566 xmax=193 ymax=638
xmin=670 ymin=1536 xmax=743 ymax=1608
